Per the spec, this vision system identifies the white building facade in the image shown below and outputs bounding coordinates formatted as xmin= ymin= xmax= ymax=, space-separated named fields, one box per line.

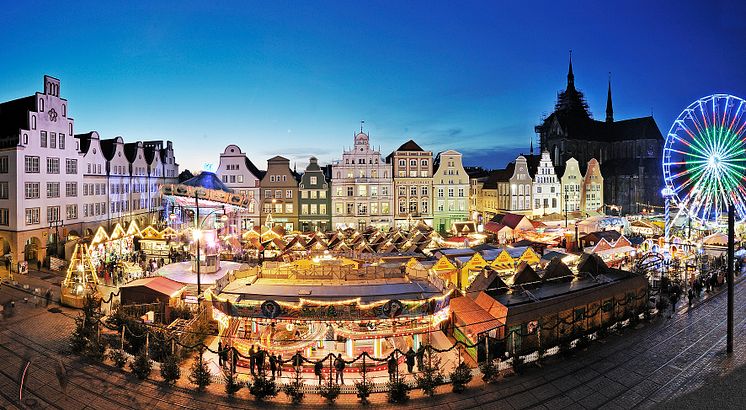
xmin=0 ymin=76 xmax=178 ymax=267
xmin=532 ymin=150 xmax=561 ymax=216
xmin=216 ymin=145 xmax=261 ymax=231
xmin=331 ymin=131 xmax=393 ymax=229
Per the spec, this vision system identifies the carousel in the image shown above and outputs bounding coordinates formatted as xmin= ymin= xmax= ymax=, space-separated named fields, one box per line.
xmin=158 ymin=171 xmax=250 ymax=293
xmin=208 ymin=255 xmax=452 ymax=370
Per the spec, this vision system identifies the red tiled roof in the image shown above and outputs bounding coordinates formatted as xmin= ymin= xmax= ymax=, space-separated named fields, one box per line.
xmin=121 ymin=276 xmax=186 ymax=297
xmin=450 ymin=296 xmax=503 ymax=337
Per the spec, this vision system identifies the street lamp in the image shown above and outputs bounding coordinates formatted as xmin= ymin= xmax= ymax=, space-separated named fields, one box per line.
xmin=564 ymin=193 xmax=569 ymax=228
xmin=193 ymin=208 xmax=228 ymax=297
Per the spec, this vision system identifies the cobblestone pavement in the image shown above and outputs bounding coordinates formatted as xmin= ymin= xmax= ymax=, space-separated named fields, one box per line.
xmin=1 ymin=273 xmax=745 ymax=409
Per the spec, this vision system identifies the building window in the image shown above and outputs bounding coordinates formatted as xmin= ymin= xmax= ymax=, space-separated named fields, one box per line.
xmin=310 ymin=176 xmax=317 ymax=185
xmin=25 ymin=156 xmax=40 ymax=173
xmin=47 ymin=157 xmax=60 ymax=174
xmin=265 ymin=189 xmax=271 ymax=198
xmin=59 ymin=134 xmax=65 ymax=149
xmin=301 ymin=204 xmax=308 ymax=215
xmin=347 ymin=187 xmax=354 ymax=197
xmin=275 ymin=189 xmax=282 ymax=198
xmin=410 ymin=186 xmax=417 ymax=196
xmin=25 ymin=208 xmax=40 ymax=225
xmin=448 ymin=188 xmax=454 ymax=197
xmin=47 ymin=182 xmax=60 ymax=198
xmin=50 ymin=132 xmax=57 ymax=148
xmin=66 ymin=204 xmax=78 ymax=220
xmin=25 ymin=182 xmax=40 ymax=199
xmin=0 ymin=156 xmax=7 ymax=173
xmin=421 ymin=186 xmax=428 ymax=196
xmin=0 ymin=182 xmax=7 ymax=199
xmin=66 ymin=159 xmax=77 ymax=174
xmin=458 ymin=188 xmax=465 ymax=197
xmin=286 ymin=190 xmax=292 ymax=199
xmin=66 ymin=182 xmax=77 ymax=197
xmin=47 ymin=206 xmax=60 ymax=222
xmin=398 ymin=159 xmax=405 ymax=167
xmin=284 ymin=203 xmax=293 ymax=213
xmin=237 ymin=175 xmax=243 ymax=183
xmin=0 ymin=208 xmax=8 ymax=226
xmin=421 ymin=159 xmax=428 ymax=167
xmin=40 ymin=131 xmax=48 ymax=147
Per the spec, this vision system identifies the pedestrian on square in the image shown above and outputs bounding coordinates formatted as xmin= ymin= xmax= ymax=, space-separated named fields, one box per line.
xmin=248 ymin=345 xmax=256 ymax=375
xmin=334 ymin=353 xmax=345 ymax=384
xmin=670 ymin=292 xmax=679 ymax=318
xmin=314 ymin=360 xmax=324 ymax=385
xmin=405 ymin=347 xmax=416 ymax=373
xmin=269 ymin=353 xmax=277 ymax=379
xmin=218 ymin=341 xmax=224 ymax=366
xmin=388 ymin=354 xmax=398 ymax=382
xmin=45 ymin=288 xmax=51 ymax=306
xmin=37 ymin=260 xmax=41 ymax=271
xmin=276 ymin=354 xmax=282 ymax=377
xmin=687 ymin=288 xmax=694 ymax=308
xmin=257 ymin=347 xmax=266 ymax=375
xmin=416 ymin=344 xmax=425 ymax=371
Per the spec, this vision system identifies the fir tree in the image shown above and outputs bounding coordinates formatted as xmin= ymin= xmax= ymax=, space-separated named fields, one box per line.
xmin=160 ymin=354 xmax=181 ymax=386
xmin=414 ymin=347 xmax=444 ymax=397
xmin=188 ymin=350 xmax=212 ymax=392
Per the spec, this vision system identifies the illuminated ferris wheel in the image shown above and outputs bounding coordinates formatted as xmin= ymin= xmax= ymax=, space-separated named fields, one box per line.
xmin=662 ymin=94 xmax=746 ymax=227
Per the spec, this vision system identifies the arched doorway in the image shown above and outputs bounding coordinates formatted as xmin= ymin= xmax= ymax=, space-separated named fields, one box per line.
xmin=24 ymin=237 xmax=41 ymax=262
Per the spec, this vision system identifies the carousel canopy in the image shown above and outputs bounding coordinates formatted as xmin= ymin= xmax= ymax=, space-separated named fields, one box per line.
xmin=161 ymin=171 xmax=249 ymax=209
xmin=182 ymin=171 xmax=233 ymax=193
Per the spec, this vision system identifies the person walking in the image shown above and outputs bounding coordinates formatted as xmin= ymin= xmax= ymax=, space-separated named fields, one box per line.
xmin=276 ymin=354 xmax=282 ymax=377
xmin=257 ymin=347 xmax=266 ymax=375
xmin=416 ymin=344 xmax=425 ymax=371
xmin=44 ymin=288 xmax=51 ymax=307
xmin=670 ymin=292 xmax=679 ymax=318
xmin=334 ymin=354 xmax=345 ymax=384
xmin=218 ymin=341 xmax=224 ymax=366
xmin=269 ymin=354 xmax=277 ymax=379
xmin=314 ymin=360 xmax=324 ymax=385
xmin=388 ymin=354 xmax=398 ymax=382
xmin=405 ymin=347 xmax=416 ymax=373
xmin=248 ymin=345 xmax=256 ymax=376
xmin=688 ymin=288 xmax=694 ymax=308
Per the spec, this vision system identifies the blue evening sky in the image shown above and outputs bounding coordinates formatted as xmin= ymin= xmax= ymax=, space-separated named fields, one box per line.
xmin=1 ymin=1 xmax=744 ymax=172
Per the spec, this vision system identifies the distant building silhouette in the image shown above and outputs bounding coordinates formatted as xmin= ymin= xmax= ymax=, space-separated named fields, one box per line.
xmin=535 ymin=54 xmax=664 ymax=214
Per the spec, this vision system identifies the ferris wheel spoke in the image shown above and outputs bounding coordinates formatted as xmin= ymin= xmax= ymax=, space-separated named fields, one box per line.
xmin=666 ymin=148 xmax=710 ymax=160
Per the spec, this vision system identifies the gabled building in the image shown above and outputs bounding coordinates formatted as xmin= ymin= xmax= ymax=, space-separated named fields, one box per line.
xmin=531 ymin=150 xmax=561 ymax=217
xmin=330 ymin=129 xmax=393 ymax=230
xmin=560 ymin=157 xmax=583 ymax=215
xmin=582 ymin=158 xmax=604 ymax=214
xmin=0 ymin=75 xmax=178 ymax=267
xmin=216 ymin=145 xmax=262 ymax=230
xmin=387 ymin=140 xmax=433 ymax=228
xmin=260 ymin=156 xmax=298 ymax=232
xmin=298 ymin=156 xmax=331 ymax=232
xmin=432 ymin=149 xmax=469 ymax=233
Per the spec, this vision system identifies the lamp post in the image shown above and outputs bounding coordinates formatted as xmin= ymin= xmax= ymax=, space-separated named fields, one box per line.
xmin=564 ymin=193 xmax=569 ymax=228
xmin=192 ymin=207 xmax=228 ymax=297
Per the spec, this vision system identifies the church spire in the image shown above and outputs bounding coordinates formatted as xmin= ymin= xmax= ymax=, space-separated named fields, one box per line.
xmin=606 ymin=72 xmax=614 ymax=123
xmin=530 ymin=136 xmax=534 ymax=155
xmin=567 ymin=49 xmax=575 ymax=90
